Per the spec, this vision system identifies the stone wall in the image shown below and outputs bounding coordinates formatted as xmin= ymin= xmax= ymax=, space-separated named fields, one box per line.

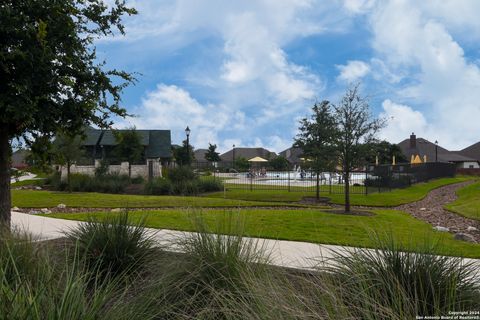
xmin=60 ymin=159 xmax=162 ymax=181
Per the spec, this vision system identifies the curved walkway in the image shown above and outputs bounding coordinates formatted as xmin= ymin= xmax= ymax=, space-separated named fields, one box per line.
xmin=395 ymin=181 xmax=480 ymax=242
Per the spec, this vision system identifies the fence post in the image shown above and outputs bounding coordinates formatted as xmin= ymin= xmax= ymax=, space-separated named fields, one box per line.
xmin=250 ymin=175 xmax=253 ymax=191
xmin=288 ymin=170 xmax=291 ymax=192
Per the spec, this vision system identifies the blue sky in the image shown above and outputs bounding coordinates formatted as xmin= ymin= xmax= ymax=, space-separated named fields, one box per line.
xmin=98 ymin=0 xmax=480 ymax=152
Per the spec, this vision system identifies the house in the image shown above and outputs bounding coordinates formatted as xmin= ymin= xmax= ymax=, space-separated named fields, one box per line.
xmin=456 ymin=141 xmax=480 ymax=165
xmin=279 ymin=146 xmax=303 ymax=165
xmin=82 ymin=128 xmax=172 ymax=165
xmin=193 ymin=148 xmax=208 ymax=163
xmin=219 ymin=147 xmax=276 ymax=162
xmin=398 ymin=133 xmax=479 ymax=169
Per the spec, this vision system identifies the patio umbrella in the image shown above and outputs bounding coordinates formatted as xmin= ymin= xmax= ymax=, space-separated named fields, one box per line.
xmin=248 ymin=156 xmax=268 ymax=162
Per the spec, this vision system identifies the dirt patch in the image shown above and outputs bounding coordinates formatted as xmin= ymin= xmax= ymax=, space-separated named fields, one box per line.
xmin=299 ymin=196 xmax=331 ymax=205
xmin=326 ymin=209 xmax=375 ymax=216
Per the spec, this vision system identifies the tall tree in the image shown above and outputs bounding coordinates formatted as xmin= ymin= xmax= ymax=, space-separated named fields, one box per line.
xmin=268 ymin=156 xmax=289 ymax=171
xmin=0 ymin=1 xmax=136 ymax=228
xmin=204 ymin=143 xmax=221 ymax=165
xmin=113 ymin=128 xmax=144 ymax=177
xmin=295 ymin=101 xmax=338 ymax=200
xmin=333 ymin=84 xmax=385 ymax=213
xmin=52 ymin=132 xmax=85 ymax=191
xmin=362 ymin=140 xmax=408 ymax=165
xmin=173 ymin=140 xmax=195 ymax=166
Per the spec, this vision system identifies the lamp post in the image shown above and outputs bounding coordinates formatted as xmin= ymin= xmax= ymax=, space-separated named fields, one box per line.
xmin=185 ymin=126 xmax=191 ymax=165
xmin=232 ymin=144 xmax=235 ymax=170
xmin=435 ymin=140 xmax=438 ymax=162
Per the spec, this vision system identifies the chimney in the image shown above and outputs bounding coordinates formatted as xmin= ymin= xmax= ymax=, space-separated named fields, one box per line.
xmin=410 ymin=132 xmax=416 ymax=149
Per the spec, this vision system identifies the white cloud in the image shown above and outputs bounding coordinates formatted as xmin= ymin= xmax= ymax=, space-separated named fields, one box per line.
xmin=126 ymin=84 xmax=244 ymax=147
xmin=379 ymin=100 xmax=429 ymax=143
xmin=368 ymin=0 xmax=480 ymax=149
xmin=343 ymin=0 xmax=376 ymax=14
xmin=336 ymin=60 xmax=370 ymax=82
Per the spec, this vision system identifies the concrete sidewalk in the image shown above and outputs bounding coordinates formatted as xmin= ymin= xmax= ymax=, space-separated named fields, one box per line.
xmin=11 ymin=211 xmax=480 ymax=271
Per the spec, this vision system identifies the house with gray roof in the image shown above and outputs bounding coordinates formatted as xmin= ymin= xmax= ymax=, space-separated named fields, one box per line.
xmin=83 ymin=128 xmax=172 ymax=165
xmin=219 ymin=147 xmax=276 ymax=162
xmin=279 ymin=146 xmax=303 ymax=165
xmin=456 ymin=141 xmax=480 ymax=163
xmin=398 ymin=133 xmax=479 ymax=169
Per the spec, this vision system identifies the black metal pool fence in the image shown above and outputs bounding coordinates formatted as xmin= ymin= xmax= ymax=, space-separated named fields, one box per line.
xmin=196 ymin=161 xmax=456 ymax=194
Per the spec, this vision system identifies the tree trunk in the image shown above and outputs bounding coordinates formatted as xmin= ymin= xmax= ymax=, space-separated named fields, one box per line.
xmin=0 ymin=128 xmax=11 ymax=230
xmin=344 ymin=171 xmax=350 ymax=213
xmin=316 ymin=169 xmax=320 ymax=200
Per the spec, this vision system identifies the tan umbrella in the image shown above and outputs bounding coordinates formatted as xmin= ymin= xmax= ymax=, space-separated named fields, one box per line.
xmin=248 ymin=156 xmax=268 ymax=162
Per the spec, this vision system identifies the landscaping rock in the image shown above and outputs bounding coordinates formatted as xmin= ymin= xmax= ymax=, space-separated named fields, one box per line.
xmin=57 ymin=203 xmax=67 ymax=209
xmin=28 ymin=210 xmax=41 ymax=215
xmin=40 ymin=208 xmax=51 ymax=214
xmin=419 ymin=207 xmax=427 ymax=211
xmin=111 ymin=208 xmax=122 ymax=213
xmin=35 ymin=186 xmax=42 ymax=190
xmin=454 ymin=233 xmax=476 ymax=243
xmin=467 ymin=226 xmax=478 ymax=232
xmin=12 ymin=206 xmax=19 ymax=211
xmin=433 ymin=226 xmax=449 ymax=232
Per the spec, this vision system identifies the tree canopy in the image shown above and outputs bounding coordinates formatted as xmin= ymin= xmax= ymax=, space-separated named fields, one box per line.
xmin=0 ymin=0 xmax=136 ymax=227
xmin=333 ymin=84 xmax=385 ymax=212
xmin=114 ymin=128 xmax=144 ymax=176
xmin=295 ymin=101 xmax=338 ymax=199
xmin=205 ymin=143 xmax=221 ymax=163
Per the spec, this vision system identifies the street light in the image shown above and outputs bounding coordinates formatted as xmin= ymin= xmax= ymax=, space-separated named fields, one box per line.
xmin=185 ymin=126 xmax=191 ymax=165
xmin=435 ymin=140 xmax=438 ymax=162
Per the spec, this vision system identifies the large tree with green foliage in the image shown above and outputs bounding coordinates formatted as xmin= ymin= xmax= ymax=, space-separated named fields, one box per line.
xmin=52 ymin=133 xmax=85 ymax=191
xmin=204 ymin=143 xmax=221 ymax=165
xmin=295 ymin=101 xmax=338 ymax=200
xmin=268 ymin=156 xmax=289 ymax=171
xmin=173 ymin=140 xmax=195 ymax=166
xmin=333 ymin=85 xmax=385 ymax=213
xmin=363 ymin=140 xmax=407 ymax=165
xmin=0 ymin=1 xmax=136 ymax=227
xmin=114 ymin=128 xmax=144 ymax=177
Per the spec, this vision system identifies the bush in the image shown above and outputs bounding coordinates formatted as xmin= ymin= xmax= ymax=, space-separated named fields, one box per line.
xmin=143 ymin=213 xmax=270 ymax=319
xmin=50 ymin=173 xmax=131 ymax=194
xmin=67 ymin=211 xmax=155 ymax=278
xmin=0 ymin=231 xmax=144 ymax=319
xmin=327 ymin=234 xmax=480 ymax=318
xmin=130 ymin=175 xmax=145 ymax=184
xmin=144 ymin=178 xmax=172 ymax=195
xmin=94 ymin=159 xmax=110 ymax=177
xmin=197 ymin=178 xmax=223 ymax=193
xmin=167 ymin=166 xmax=197 ymax=182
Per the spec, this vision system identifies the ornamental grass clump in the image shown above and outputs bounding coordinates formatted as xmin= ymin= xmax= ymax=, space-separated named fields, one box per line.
xmin=67 ymin=211 xmax=155 ymax=278
xmin=326 ymin=234 xmax=480 ymax=319
xmin=0 ymin=231 xmax=146 ymax=320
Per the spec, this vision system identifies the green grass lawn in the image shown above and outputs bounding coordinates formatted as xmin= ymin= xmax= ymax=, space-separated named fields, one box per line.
xmin=444 ymin=181 xmax=480 ymax=220
xmin=11 ymin=179 xmax=44 ymax=187
xmin=46 ymin=208 xmax=480 ymax=258
xmin=207 ymin=177 xmax=471 ymax=207
xmin=11 ymin=190 xmax=312 ymax=208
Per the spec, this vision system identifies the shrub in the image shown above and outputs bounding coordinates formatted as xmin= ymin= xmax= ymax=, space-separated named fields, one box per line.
xmin=0 ymin=231 xmax=150 ymax=319
xmin=197 ymin=178 xmax=223 ymax=193
xmin=327 ymin=234 xmax=480 ymax=318
xmin=144 ymin=212 xmax=270 ymax=319
xmin=66 ymin=211 xmax=155 ymax=278
xmin=130 ymin=175 xmax=145 ymax=184
xmin=50 ymin=173 xmax=131 ymax=194
xmin=144 ymin=178 xmax=172 ymax=195
xmin=167 ymin=166 xmax=197 ymax=182
xmin=94 ymin=159 xmax=110 ymax=177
